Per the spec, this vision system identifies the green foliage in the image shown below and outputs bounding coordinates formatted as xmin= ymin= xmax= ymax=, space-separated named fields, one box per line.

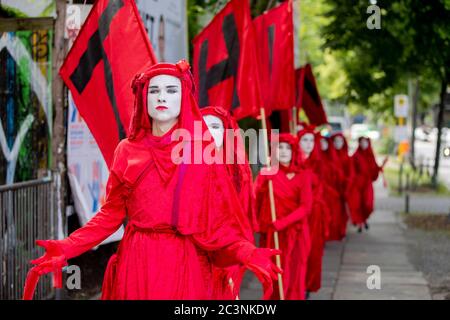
xmin=321 ymin=0 xmax=450 ymax=117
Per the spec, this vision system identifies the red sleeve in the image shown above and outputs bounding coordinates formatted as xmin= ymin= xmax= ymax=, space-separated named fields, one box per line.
xmin=58 ymin=145 xmax=127 ymax=259
xmin=274 ymin=170 xmax=313 ymax=231
xmin=58 ymin=172 xmax=126 ymax=259
xmin=190 ymin=165 xmax=256 ymax=268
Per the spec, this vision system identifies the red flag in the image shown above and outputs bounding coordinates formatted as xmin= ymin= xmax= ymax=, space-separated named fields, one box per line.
xmin=59 ymin=0 xmax=157 ymax=167
xmin=254 ymin=1 xmax=295 ymax=116
xmin=295 ymin=64 xmax=327 ymax=126
xmin=192 ymin=0 xmax=262 ymax=120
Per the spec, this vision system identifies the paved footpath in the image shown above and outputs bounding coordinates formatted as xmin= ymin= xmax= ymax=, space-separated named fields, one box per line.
xmin=241 ymin=179 xmax=432 ymax=300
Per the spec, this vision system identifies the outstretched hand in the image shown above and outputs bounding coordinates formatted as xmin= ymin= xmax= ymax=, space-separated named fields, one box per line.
xmin=23 ymin=240 xmax=67 ymax=300
xmin=245 ymin=248 xmax=283 ymax=300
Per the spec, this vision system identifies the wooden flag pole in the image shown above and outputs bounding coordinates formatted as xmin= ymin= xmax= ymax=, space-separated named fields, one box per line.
xmin=292 ymin=107 xmax=298 ymax=135
xmin=259 ymin=107 xmax=285 ymax=300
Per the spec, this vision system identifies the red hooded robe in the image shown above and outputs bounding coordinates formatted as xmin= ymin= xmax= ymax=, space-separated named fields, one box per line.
xmin=297 ymin=128 xmax=330 ymax=293
xmin=330 ymin=132 xmax=352 ymax=236
xmin=347 ymin=137 xmax=381 ymax=225
xmin=255 ymin=133 xmax=313 ymax=300
xmin=200 ymin=106 xmax=256 ymax=299
xmin=319 ymin=136 xmax=346 ymax=241
xmin=23 ymin=61 xmax=280 ymax=300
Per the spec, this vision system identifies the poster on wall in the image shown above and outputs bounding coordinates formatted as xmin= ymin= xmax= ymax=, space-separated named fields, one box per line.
xmin=67 ymin=93 xmax=124 ymax=244
xmin=135 ymin=0 xmax=188 ymax=62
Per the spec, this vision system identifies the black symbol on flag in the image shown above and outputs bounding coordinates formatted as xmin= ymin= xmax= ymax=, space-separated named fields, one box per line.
xmin=268 ymin=24 xmax=275 ymax=79
xmin=198 ymin=13 xmax=240 ymax=110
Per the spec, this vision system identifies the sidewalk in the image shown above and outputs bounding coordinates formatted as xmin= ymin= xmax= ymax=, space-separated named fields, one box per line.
xmin=241 ymin=179 xmax=433 ymax=300
xmin=311 ymin=179 xmax=431 ymax=300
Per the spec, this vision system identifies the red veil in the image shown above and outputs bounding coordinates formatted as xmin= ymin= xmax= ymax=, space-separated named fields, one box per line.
xmin=200 ymin=106 xmax=256 ymax=234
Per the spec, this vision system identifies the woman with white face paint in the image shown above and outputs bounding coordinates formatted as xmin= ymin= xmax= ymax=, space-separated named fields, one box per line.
xmin=255 ymin=133 xmax=313 ymax=300
xmin=347 ymin=137 xmax=383 ymax=233
xmin=297 ymin=128 xmax=330 ymax=295
xmin=201 ymin=106 xmax=256 ymax=300
xmin=330 ymin=132 xmax=353 ymax=237
xmin=24 ymin=61 xmax=282 ymax=300
xmin=319 ymin=136 xmax=347 ymax=241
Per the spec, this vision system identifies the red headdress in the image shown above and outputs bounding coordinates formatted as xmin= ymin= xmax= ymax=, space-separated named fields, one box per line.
xmin=200 ymin=106 xmax=251 ymax=193
xmin=271 ymin=133 xmax=301 ymax=172
xmin=297 ymin=127 xmax=321 ymax=170
xmin=114 ymin=61 xmax=249 ymax=236
xmin=320 ymin=135 xmax=339 ymax=163
xmin=330 ymin=132 xmax=349 ymax=155
xmin=129 ymin=60 xmax=201 ymax=141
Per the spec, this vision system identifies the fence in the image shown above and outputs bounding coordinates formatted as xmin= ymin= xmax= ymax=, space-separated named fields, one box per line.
xmin=0 ymin=176 xmax=57 ymax=300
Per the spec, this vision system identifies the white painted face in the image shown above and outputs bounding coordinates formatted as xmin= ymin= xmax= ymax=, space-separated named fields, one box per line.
xmin=334 ymin=136 xmax=345 ymax=150
xmin=147 ymin=75 xmax=182 ymax=123
xmin=203 ymin=115 xmax=225 ymax=148
xmin=321 ymin=138 xmax=329 ymax=151
xmin=275 ymin=142 xmax=292 ymax=166
xmin=300 ymin=133 xmax=315 ymax=157
xmin=360 ymin=138 xmax=369 ymax=150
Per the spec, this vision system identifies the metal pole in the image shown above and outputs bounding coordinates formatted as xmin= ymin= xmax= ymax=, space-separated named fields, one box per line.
xmin=398 ymin=160 xmax=404 ymax=194
xmin=405 ymin=172 xmax=410 ymax=214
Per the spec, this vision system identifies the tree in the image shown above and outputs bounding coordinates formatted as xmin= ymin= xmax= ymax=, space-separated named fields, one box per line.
xmin=321 ymin=0 xmax=450 ymax=186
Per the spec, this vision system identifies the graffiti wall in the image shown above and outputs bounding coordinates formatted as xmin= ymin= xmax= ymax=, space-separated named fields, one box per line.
xmin=0 ymin=0 xmax=56 ymax=18
xmin=0 ymin=30 xmax=52 ymax=184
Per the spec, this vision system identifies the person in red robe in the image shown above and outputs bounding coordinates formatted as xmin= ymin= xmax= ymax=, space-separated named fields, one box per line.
xmin=319 ymin=136 xmax=346 ymax=241
xmin=255 ymin=133 xmax=313 ymax=300
xmin=201 ymin=106 xmax=257 ymax=299
xmin=330 ymin=132 xmax=352 ymax=238
xmin=347 ymin=137 xmax=383 ymax=232
xmin=297 ymin=128 xmax=330 ymax=294
xmin=23 ymin=61 xmax=282 ymax=300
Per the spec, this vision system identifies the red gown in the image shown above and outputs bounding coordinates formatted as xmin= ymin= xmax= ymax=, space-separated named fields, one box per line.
xmin=255 ymin=134 xmax=313 ymax=300
xmin=330 ymin=132 xmax=352 ymax=235
xmin=297 ymin=129 xmax=329 ymax=293
xmin=347 ymin=138 xmax=380 ymax=225
xmin=200 ymin=106 xmax=256 ymax=300
xmin=319 ymin=136 xmax=346 ymax=241
xmin=23 ymin=62 xmax=279 ymax=300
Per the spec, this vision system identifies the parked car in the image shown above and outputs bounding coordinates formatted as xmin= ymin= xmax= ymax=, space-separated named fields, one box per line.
xmin=350 ymin=123 xmax=380 ymax=141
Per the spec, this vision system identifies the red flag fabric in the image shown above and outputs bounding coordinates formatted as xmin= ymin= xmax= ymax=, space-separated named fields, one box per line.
xmin=192 ymin=0 xmax=262 ymax=120
xmin=295 ymin=64 xmax=327 ymax=126
xmin=254 ymin=1 xmax=295 ymax=116
xmin=59 ymin=0 xmax=157 ymax=167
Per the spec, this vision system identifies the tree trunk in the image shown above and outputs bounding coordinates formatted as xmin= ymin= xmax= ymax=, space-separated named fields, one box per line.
xmin=51 ymin=0 xmax=67 ymax=299
xmin=432 ymin=77 xmax=448 ymax=188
